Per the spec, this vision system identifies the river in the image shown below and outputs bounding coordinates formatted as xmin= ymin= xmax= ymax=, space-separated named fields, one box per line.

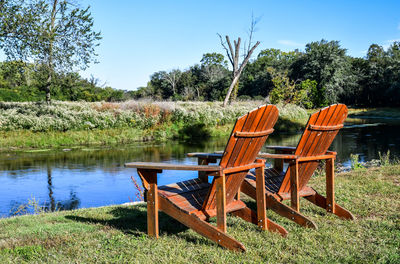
xmin=0 ymin=118 xmax=399 ymax=217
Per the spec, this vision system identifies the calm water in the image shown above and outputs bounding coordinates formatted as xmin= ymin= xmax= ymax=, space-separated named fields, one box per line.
xmin=1 ymin=118 xmax=399 ymax=217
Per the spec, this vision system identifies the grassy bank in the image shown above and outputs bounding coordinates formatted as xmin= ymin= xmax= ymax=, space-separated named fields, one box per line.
xmin=1 ymin=164 xmax=399 ymax=263
xmin=0 ymin=101 xmax=307 ymax=150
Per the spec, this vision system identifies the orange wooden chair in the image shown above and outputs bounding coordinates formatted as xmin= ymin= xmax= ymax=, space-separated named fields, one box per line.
xmin=125 ymin=105 xmax=287 ymax=252
xmin=241 ymin=104 xmax=355 ymax=229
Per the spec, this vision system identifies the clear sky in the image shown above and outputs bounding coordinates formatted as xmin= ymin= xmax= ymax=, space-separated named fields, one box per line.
xmin=57 ymin=0 xmax=400 ymax=90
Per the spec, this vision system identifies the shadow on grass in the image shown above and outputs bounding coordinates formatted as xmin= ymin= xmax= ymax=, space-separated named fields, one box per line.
xmin=65 ymin=204 xmax=188 ymax=237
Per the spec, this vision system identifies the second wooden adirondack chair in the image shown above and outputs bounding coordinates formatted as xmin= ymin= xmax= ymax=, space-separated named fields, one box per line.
xmin=125 ymin=105 xmax=287 ymax=252
xmin=241 ymin=104 xmax=355 ymax=229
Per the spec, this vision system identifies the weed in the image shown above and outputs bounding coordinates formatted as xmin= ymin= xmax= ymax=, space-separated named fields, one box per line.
xmin=10 ymin=197 xmax=45 ymax=216
xmin=350 ymin=154 xmax=364 ymax=170
xmin=378 ymin=150 xmax=391 ymax=166
xmin=130 ymin=176 xmax=144 ymax=202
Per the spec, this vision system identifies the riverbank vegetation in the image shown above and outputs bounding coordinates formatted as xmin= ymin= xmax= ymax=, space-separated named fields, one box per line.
xmin=0 ymin=100 xmax=308 ymax=149
xmin=0 ymin=163 xmax=398 ymax=262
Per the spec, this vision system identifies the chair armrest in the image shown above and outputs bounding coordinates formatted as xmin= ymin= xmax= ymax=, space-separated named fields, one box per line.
xmin=125 ymin=162 xmax=222 ymax=172
xmin=222 ymin=160 xmax=265 ymax=174
xmin=325 ymin=150 xmax=337 ymax=156
xmin=257 ymin=152 xmax=298 ymax=160
xmin=258 ymin=152 xmax=335 ymax=162
xmin=297 ymin=154 xmax=336 ymax=162
xmin=186 ymin=152 xmax=223 ymax=159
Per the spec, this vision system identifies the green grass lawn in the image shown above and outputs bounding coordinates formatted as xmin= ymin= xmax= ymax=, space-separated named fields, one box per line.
xmin=0 ymin=165 xmax=399 ymax=263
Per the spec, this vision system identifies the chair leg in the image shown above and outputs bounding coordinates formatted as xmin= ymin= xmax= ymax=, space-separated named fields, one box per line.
xmin=305 ymin=190 xmax=355 ymax=220
xmin=159 ymin=196 xmax=246 ymax=252
xmin=266 ymin=195 xmax=317 ymax=229
xmin=146 ymin=172 xmax=159 ymax=238
xmin=326 ymin=158 xmax=335 ymax=214
xmin=216 ymin=174 xmax=227 ymax=232
xmin=290 ymin=161 xmax=300 ymax=212
xmin=197 ymin=157 xmax=209 ymax=183
xmin=231 ymin=207 xmax=288 ymax=237
xmin=255 ymin=166 xmax=267 ymax=230
xmin=240 ymin=178 xmax=315 ymax=230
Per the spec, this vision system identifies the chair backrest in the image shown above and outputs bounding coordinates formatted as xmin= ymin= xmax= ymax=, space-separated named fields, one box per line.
xmin=278 ymin=104 xmax=348 ymax=193
xmin=203 ymin=105 xmax=279 ymax=211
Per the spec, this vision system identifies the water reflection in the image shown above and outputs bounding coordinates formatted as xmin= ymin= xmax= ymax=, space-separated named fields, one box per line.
xmin=1 ymin=118 xmax=399 ymax=217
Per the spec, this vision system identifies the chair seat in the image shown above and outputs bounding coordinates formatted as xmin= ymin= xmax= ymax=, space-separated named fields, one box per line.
xmin=158 ymin=178 xmax=248 ymax=219
xmin=244 ymin=168 xmax=317 ymax=200
xmin=158 ymin=178 xmax=210 ymax=214
xmin=245 ymin=168 xmax=285 ymax=194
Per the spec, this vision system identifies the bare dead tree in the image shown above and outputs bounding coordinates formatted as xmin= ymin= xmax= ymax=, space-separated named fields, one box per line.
xmin=219 ymin=16 xmax=260 ymax=107
xmin=162 ymin=69 xmax=181 ymax=95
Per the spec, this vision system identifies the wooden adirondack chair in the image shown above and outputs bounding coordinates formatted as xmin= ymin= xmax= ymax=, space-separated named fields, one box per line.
xmin=125 ymin=105 xmax=288 ymax=252
xmin=241 ymin=104 xmax=355 ymax=229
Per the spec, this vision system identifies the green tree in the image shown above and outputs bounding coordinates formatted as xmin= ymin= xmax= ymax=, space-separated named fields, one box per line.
xmin=383 ymin=42 xmax=400 ymax=105
xmin=200 ymin=52 xmax=227 ymax=67
xmin=0 ymin=0 xmax=101 ymax=103
xmin=290 ymin=39 xmax=347 ymax=105
xmin=240 ymin=48 xmax=301 ymax=99
xmin=298 ymin=79 xmax=318 ymax=108
xmin=257 ymin=48 xmax=300 ymax=71
xmin=200 ymin=53 xmax=228 ymax=86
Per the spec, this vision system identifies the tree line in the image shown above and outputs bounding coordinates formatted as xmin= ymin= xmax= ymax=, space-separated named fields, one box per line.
xmin=0 ymin=60 xmax=129 ymax=101
xmin=1 ymin=1 xmax=399 ymax=107
xmin=134 ymin=40 xmax=400 ymax=108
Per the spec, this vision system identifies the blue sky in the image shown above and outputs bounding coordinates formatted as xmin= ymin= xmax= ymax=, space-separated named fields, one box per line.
xmin=25 ymin=1 xmax=400 ymax=90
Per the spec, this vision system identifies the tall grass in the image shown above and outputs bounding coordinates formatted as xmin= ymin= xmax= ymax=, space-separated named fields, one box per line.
xmin=0 ymin=100 xmax=308 ymax=132
xmin=0 ymin=101 xmax=308 ymax=149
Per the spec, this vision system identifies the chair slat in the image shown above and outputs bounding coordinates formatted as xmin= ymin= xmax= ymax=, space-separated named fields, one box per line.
xmin=234 ymin=128 xmax=274 ymax=138
xmin=308 ymin=124 xmax=343 ymax=131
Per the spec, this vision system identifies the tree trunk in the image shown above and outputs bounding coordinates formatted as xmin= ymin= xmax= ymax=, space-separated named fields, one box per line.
xmin=220 ymin=35 xmax=260 ymax=107
xmin=218 ymin=17 xmax=261 ymax=107
xmin=45 ymin=72 xmax=51 ymax=104
xmin=44 ymin=0 xmax=57 ymax=105
xmin=223 ymin=73 xmax=241 ymax=107
xmin=232 ymin=81 xmax=240 ymax=102
xmin=195 ymin=87 xmax=200 ymax=99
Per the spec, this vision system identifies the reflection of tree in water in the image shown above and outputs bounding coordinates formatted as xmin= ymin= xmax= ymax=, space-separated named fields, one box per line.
xmin=45 ymin=164 xmax=80 ymax=212
xmin=47 ymin=164 xmax=55 ymax=211
xmin=9 ymin=163 xmax=80 ymax=216
xmin=43 ymin=191 xmax=80 ymax=212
